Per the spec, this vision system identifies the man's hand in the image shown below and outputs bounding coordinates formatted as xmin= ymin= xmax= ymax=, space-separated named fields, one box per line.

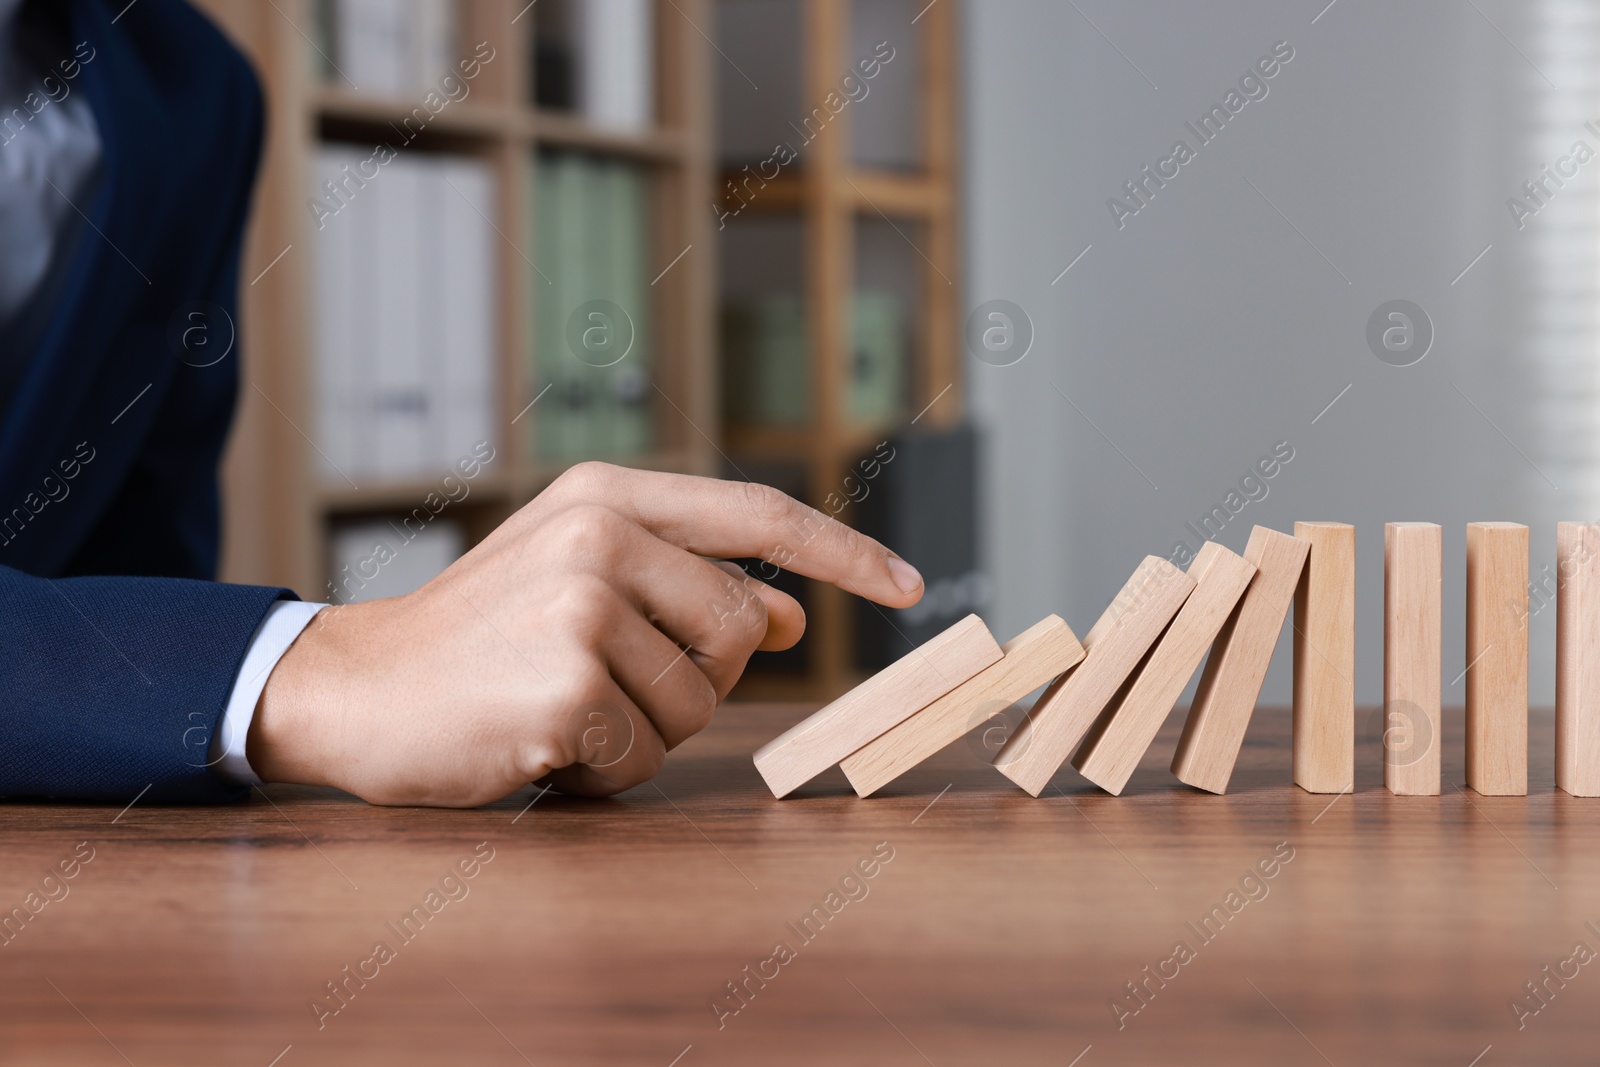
xmin=248 ymin=463 xmax=924 ymax=806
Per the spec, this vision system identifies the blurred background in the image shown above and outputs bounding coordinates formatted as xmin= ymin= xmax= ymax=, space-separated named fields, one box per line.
xmin=202 ymin=0 xmax=1598 ymax=708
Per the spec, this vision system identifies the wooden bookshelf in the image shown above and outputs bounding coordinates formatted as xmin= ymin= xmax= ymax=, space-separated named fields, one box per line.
xmin=194 ymin=0 xmax=956 ymax=703
xmin=193 ymin=0 xmax=717 ymax=602
xmin=718 ymin=0 xmax=962 ymax=701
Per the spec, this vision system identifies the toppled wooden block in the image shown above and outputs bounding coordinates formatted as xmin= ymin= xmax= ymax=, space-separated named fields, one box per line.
xmin=840 ymin=615 xmax=1085 ymax=797
xmin=993 ymin=556 xmax=1196 ymax=797
xmin=1171 ymin=526 xmax=1309 ymax=794
xmin=1073 ymin=542 xmax=1256 ymax=795
xmin=752 ymin=614 xmax=1002 ymax=799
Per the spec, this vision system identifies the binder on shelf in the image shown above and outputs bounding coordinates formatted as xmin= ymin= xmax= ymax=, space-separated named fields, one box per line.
xmin=533 ymin=152 xmax=592 ymax=461
xmin=577 ymin=0 xmax=654 ymax=131
xmin=600 ymin=161 xmax=653 ymax=455
xmin=721 ymin=296 xmax=809 ymax=427
xmin=720 ymin=292 xmax=907 ymax=428
xmin=850 ymin=292 xmax=905 ymax=425
xmin=324 ymin=0 xmax=456 ymax=95
xmin=371 ymin=154 xmax=428 ymax=479
xmin=531 ymin=0 xmax=576 ymax=109
xmin=311 ymin=144 xmax=362 ymax=483
xmin=412 ymin=0 xmax=455 ymax=90
xmin=532 ymin=0 xmax=654 ymax=129
xmin=309 ymin=145 xmax=497 ymax=486
xmin=438 ymin=156 xmax=498 ymax=459
xmin=530 ymin=151 xmax=655 ymax=463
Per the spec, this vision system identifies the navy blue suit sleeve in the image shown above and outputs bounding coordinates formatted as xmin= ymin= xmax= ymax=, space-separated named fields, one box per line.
xmin=0 ymin=567 xmax=293 ymax=803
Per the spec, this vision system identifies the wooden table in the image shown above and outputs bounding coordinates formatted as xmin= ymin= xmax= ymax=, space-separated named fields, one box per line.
xmin=2 ymin=704 xmax=1595 ymax=1065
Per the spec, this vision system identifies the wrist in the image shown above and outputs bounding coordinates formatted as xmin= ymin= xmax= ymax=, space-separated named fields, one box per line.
xmin=249 ymin=603 xmax=352 ymax=788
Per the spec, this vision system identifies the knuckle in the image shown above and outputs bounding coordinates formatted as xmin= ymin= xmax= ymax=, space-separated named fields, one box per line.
xmin=552 ymin=460 xmax=617 ymax=501
xmin=518 ymin=737 xmax=571 ymax=781
xmin=540 ymin=503 xmax=631 ymax=563
xmin=740 ymin=479 xmax=795 ymax=526
xmin=546 ymin=573 xmax=621 ymax=636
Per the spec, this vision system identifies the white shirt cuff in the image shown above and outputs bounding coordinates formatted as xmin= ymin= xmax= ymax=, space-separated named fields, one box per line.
xmin=210 ymin=600 xmax=326 ymax=786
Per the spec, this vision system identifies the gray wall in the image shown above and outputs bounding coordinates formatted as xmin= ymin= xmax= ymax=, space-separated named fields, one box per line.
xmin=963 ymin=0 xmax=1600 ymax=706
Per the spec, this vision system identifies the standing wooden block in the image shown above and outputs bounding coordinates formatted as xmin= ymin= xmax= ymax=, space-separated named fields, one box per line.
xmin=752 ymin=614 xmax=1002 ymax=798
xmin=839 ymin=616 xmax=1085 ymax=797
xmin=1384 ymin=523 xmax=1442 ymax=795
xmin=1172 ymin=526 xmax=1310 ymax=794
xmin=1558 ymin=522 xmax=1600 ymax=796
xmin=993 ymin=556 xmax=1196 ymax=797
xmin=1292 ymin=522 xmax=1355 ymax=794
xmin=1465 ymin=522 xmax=1528 ymax=796
xmin=1071 ymin=543 xmax=1256 ymax=795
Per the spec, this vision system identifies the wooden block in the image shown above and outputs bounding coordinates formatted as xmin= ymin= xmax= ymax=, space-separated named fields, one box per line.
xmin=1465 ymin=522 xmax=1528 ymax=795
xmin=752 ymin=614 xmax=1002 ymax=798
xmin=839 ymin=616 xmax=1085 ymax=797
xmin=1171 ymin=526 xmax=1310 ymax=794
xmin=1072 ymin=542 xmax=1257 ymax=795
xmin=992 ymin=556 xmax=1196 ymax=796
xmin=1292 ymin=522 xmax=1355 ymax=794
xmin=1383 ymin=523 xmax=1441 ymax=795
xmin=1558 ymin=522 xmax=1600 ymax=796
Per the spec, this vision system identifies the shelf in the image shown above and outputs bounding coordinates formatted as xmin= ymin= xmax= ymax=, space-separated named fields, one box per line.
xmin=313 ymin=87 xmax=514 ymax=139
xmin=527 ymin=110 xmax=686 ymax=161
xmin=846 ymin=170 xmax=949 ymax=218
xmin=717 ymin=168 xmax=947 ymax=218
xmin=311 ymin=91 xmax=687 ymax=165
xmin=316 ymin=472 xmax=516 ymax=514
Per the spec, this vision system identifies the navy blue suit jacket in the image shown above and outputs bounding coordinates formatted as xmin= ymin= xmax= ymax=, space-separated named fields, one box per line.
xmin=0 ymin=0 xmax=290 ymax=803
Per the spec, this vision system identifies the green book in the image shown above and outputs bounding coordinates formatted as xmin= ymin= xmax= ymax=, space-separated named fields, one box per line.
xmin=720 ymin=292 xmax=904 ymax=427
xmin=849 ymin=292 xmax=904 ymax=425
xmin=606 ymin=162 xmax=653 ymax=456
xmin=576 ymin=153 xmax=615 ymax=457
xmin=534 ymin=152 xmax=599 ymax=461
xmin=721 ymin=294 xmax=809 ymax=426
xmin=523 ymin=157 xmax=542 ymax=462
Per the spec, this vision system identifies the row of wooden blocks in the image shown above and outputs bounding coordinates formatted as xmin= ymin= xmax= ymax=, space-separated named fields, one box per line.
xmin=752 ymin=522 xmax=1600 ymax=800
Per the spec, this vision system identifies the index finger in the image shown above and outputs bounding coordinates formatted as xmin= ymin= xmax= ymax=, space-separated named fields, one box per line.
xmin=539 ymin=463 xmax=925 ymax=608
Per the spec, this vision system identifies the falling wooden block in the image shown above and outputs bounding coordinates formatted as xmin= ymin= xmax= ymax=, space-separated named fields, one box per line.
xmin=752 ymin=614 xmax=1002 ymax=798
xmin=1465 ymin=522 xmax=1528 ymax=795
xmin=1557 ymin=522 xmax=1600 ymax=797
xmin=1384 ymin=522 xmax=1441 ymax=795
xmin=1171 ymin=526 xmax=1310 ymax=794
xmin=1292 ymin=522 xmax=1355 ymax=794
xmin=993 ymin=556 xmax=1196 ymax=797
xmin=839 ymin=615 xmax=1085 ymax=797
xmin=1071 ymin=543 xmax=1256 ymax=795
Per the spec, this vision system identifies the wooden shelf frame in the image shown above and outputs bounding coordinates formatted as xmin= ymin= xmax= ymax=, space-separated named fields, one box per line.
xmin=722 ymin=0 xmax=962 ymax=701
xmin=196 ymin=0 xmax=956 ymax=704
xmin=198 ymin=0 xmax=717 ymax=598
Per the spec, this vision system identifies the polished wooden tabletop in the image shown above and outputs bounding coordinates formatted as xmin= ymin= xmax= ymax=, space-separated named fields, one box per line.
xmin=2 ymin=703 xmax=1595 ymax=1065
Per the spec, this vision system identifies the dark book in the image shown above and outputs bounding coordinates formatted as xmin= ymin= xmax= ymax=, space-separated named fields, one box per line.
xmin=852 ymin=423 xmax=986 ymax=673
